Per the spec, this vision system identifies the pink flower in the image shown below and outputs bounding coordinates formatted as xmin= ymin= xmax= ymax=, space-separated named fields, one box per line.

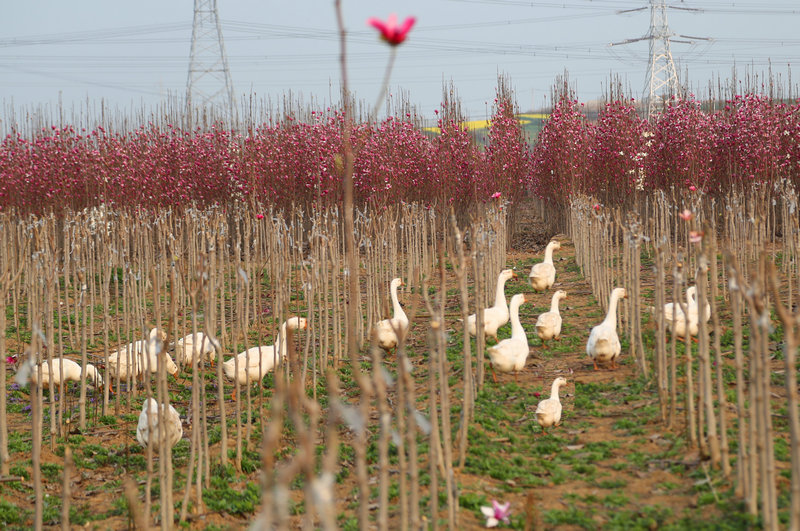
xmin=367 ymin=14 xmax=416 ymax=46
xmin=481 ymin=500 xmax=511 ymax=527
xmin=491 ymin=192 xmax=502 ymax=199
xmin=593 ymin=203 xmax=601 ymax=211
xmin=689 ymin=230 xmax=703 ymax=243
xmin=679 ymin=209 xmax=693 ymax=221
xmin=256 ymin=214 xmax=264 ymax=220
xmin=689 ymin=185 xmax=697 ymax=191
xmin=533 ymin=391 xmax=541 ymax=399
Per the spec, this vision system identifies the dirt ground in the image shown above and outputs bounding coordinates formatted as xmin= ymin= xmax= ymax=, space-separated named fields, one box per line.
xmin=0 ymin=204 xmax=776 ymax=530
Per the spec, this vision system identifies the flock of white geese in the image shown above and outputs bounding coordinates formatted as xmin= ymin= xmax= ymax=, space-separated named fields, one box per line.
xmin=17 ymin=238 xmax=712 ymax=445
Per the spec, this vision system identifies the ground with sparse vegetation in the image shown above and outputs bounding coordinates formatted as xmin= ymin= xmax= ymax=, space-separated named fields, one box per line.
xmin=1 ymin=206 xmax=793 ymax=530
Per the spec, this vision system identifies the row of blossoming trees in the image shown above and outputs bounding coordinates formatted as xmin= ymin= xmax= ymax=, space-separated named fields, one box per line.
xmin=5 ymin=90 xmax=798 ymax=216
xmin=0 ymin=86 xmax=531 ymax=215
xmin=531 ymin=93 xmax=800 ymax=209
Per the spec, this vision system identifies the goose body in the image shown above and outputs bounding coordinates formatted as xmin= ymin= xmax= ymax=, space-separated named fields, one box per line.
xmin=466 ymin=269 xmax=516 ymax=342
xmin=374 ymin=278 xmax=409 ymax=353
xmin=535 ymin=377 xmax=567 ymax=434
xmin=223 ymin=317 xmax=308 ymax=386
xmin=136 ymin=398 xmax=183 ymax=449
xmin=175 ymin=332 xmax=220 ymax=367
xmin=108 ymin=328 xmax=177 ymax=380
xmin=487 ymin=294 xmax=529 ymax=381
xmin=529 ymin=241 xmax=560 ymax=291
xmin=30 ymin=358 xmax=103 ymax=389
xmin=536 ymin=290 xmax=567 ymax=345
xmin=664 ymin=286 xmax=711 ymax=339
xmin=587 ymin=288 xmax=627 ymax=370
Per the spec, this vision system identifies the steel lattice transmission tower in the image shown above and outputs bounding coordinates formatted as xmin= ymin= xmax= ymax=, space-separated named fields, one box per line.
xmin=612 ymin=1 xmax=706 ymax=118
xmin=186 ymin=0 xmax=235 ymax=115
xmin=643 ymin=0 xmax=680 ymax=117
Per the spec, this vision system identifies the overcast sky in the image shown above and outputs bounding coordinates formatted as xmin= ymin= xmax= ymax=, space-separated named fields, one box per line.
xmin=1 ymin=1 xmax=799 ymax=123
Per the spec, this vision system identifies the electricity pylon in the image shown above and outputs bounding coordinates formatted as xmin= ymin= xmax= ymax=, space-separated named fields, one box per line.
xmin=186 ymin=0 xmax=235 ymax=116
xmin=611 ymin=1 xmax=706 ymax=118
xmin=642 ymin=1 xmax=680 ymax=117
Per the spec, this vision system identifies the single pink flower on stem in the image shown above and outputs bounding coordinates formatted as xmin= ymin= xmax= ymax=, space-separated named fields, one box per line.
xmin=367 ymin=14 xmax=416 ymax=46
xmin=593 ymin=203 xmax=601 ymax=211
xmin=491 ymin=191 xmax=502 ymax=199
xmin=481 ymin=500 xmax=511 ymax=528
xmin=689 ymin=185 xmax=697 ymax=192
xmin=256 ymin=214 xmax=264 ymax=220
xmin=679 ymin=209 xmax=693 ymax=221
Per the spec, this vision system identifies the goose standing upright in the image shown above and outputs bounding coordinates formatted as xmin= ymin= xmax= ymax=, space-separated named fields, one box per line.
xmin=535 ymin=290 xmax=567 ymax=347
xmin=136 ymin=398 xmax=183 ymax=450
xmin=529 ymin=240 xmax=561 ymax=291
xmin=373 ymin=278 xmax=409 ymax=354
xmin=223 ymin=317 xmax=308 ymax=391
xmin=586 ymin=287 xmax=627 ymax=370
xmin=664 ymin=286 xmax=698 ymax=340
xmin=466 ymin=268 xmax=517 ymax=342
xmin=535 ymin=377 xmax=568 ymax=434
xmin=487 ymin=294 xmax=529 ymax=382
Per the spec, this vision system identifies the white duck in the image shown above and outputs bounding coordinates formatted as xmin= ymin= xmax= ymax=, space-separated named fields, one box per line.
xmin=535 ymin=290 xmax=567 ymax=347
xmin=587 ymin=287 xmax=627 ymax=370
xmin=466 ymin=268 xmax=517 ymax=342
xmin=535 ymin=377 xmax=568 ymax=435
xmin=487 ymin=294 xmax=529 ymax=382
xmin=529 ymin=240 xmax=561 ymax=291
xmin=30 ymin=358 xmax=104 ymax=390
xmin=108 ymin=328 xmax=178 ymax=388
xmin=223 ymin=317 xmax=308 ymax=390
xmin=373 ymin=278 xmax=409 ymax=354
xmin=136 ymin=398 xmax=183 ymax=450
xmin=175 ymin=332 xmax=220 ymax=368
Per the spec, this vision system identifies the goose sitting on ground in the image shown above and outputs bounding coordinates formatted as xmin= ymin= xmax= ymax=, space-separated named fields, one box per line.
xmin=487 ymin=294 xmax=529 ymax=382
xmin=535 ymin=290 xmax=567 ymax=347
xmin=587 ymin=287 xmax=627 ymax=370
xmin=535 ymin=377 xmax=567 ymax=435
xmin=223 ymin=317 xmax=308 ymax=394
xmin=373 ymin=278 xmax=409 ymax=354
xmin=175 ymin=332 xmax=220 ymax=368
xmin=136 ymin=398 xmax=183 ymax=450
xmin=30 ymin=358 xmax=104 ymax=390
xmin=108 ymin=328 xmax=177 ymax=391
xmin=529 ymin=240 xmax=561 ymax=291
xmin=465 ymin=268 xmax=516 ymax=342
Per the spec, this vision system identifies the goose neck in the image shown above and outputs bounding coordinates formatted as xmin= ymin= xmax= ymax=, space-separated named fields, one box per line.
xmin=550 ymin=380 xmax=562 ymax=399
xmin=493 ymin=274 xmax=509 ymax=309
xmin=603 ymin=291 xmax=622 ymax=326
xmin=544 ymin=244 xmax=556 ymax=264
xmin=549 ymin=294 xmax=562 ymax=313
xmin=391 ymin=283 xmax=407 ymax=320
xmin=510 ymin=299 xmax=525 ymax=338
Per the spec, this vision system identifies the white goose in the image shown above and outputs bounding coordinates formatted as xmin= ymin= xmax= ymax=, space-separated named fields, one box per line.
xmin=223 ymin=317 xmax=308 ymax=390
xmin=136 ymin=398 xmax=183 ymax=450
xmin=529 ymin=240 xmax=561 ymax=291
xmin=535 ymin=290 xmax=567 ymax=347
xmin=108 ymin=328 xmax=178 ymax=389
xmin=587 ymin=287 xmax=627 ymax=370
xmin=373 ymin=278 xmax=409 ymax=354
xmin=535 ymin=377 xmax=567 ymax=435
xmin=30 ymin=358 xmax=104 ymax=390
xmin=466 ymin=268 xmax=517 ymax=342
xmin=175 ymin=332 xmax=220 ymax=368
xmin=487 ymin=294 xmax=529 ymax=382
